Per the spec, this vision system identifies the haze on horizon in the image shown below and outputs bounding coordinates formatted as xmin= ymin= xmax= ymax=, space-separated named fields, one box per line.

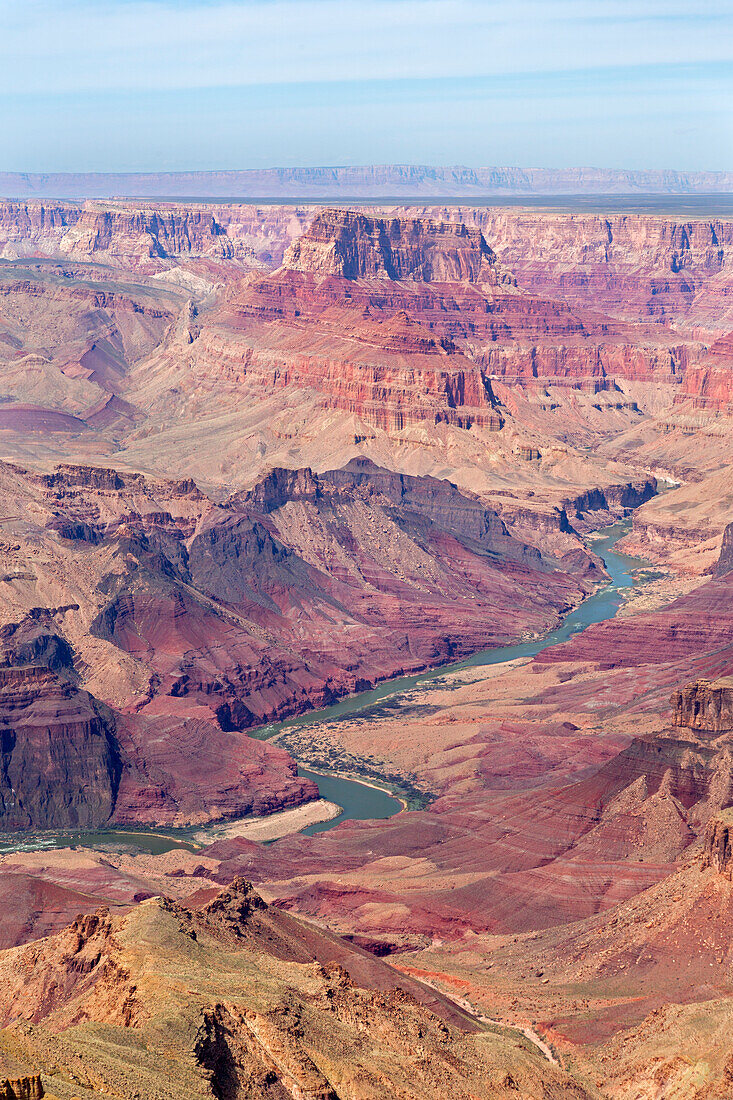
xmin=1 ymin=0 xmax=731 ymax=176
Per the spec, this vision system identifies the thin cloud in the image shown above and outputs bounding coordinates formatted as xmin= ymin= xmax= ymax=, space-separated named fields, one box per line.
xmin=1 ymin=0 xmax=730 ymax=93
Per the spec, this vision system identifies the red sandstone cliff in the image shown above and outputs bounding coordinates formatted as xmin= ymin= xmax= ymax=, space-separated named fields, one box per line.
xmin=671 ymin=678 xmax=733 ymax=732
xmin=197 ymin=209 xmax=697 ymax=442
xmin=674 ymin=334 xmax=733 ymax=412
xmin=283 ymin=208 xmax=513 ymax=285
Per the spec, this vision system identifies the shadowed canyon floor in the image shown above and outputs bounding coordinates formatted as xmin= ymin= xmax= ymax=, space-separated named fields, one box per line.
xmin=1 ymin=199 xmax=733 ymax=1097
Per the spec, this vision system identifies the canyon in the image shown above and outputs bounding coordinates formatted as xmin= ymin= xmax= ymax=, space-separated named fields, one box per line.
xmin=3 ymin=164 xmax=733 ymax=199
xmin=0 ymin=195 xmax=732 ymax=1097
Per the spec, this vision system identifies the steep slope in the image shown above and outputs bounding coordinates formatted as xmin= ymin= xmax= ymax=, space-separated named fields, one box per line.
xmin=0 ymin=878 xmax=592 ymax=1100
xmin=0 ymin=455 xmax=593 ymax=830
xmin=400 ymin=812 xmax=733 ymax=1099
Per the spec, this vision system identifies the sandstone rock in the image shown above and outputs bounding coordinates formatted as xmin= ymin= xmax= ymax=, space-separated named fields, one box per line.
xmin=701 ymin=810 xmax=733 ymax=876
xmin=0 ymin=1077 xmax=43 ymax=1100
xmin=0 ymin=881 xmax=593 ymax=1099
xmin=716 ymin=521 xmax=733 ymax=575
xmin=0 ymin=663 xmax=120 ymax=831
xmin=283 ymin=208 xmax=512 ymax=285
xmin=671 ymin=678 xmax=733 ymax=732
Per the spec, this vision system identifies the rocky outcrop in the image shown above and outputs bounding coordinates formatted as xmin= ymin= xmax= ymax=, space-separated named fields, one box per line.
xmin=0 ymin=455 xmax=596 ymax=831
xmin=701 ymin=811 xmax=733 ymax=876
xmin=85 ymin=454 xmax=588 ymax=737
xmin=671 ymin=678 xmax=733 ymax=732
xmin=208 ymin=211 xmax=696 ymax=436
xmin=0 ymin=1078 xmax=43 ymax=1100
xmin=565 ymin=478 xmax=658 ymax=526
xmin=0 ymin=881 xmax=592 ymax=1099
xmin=317 ymin=457 xmax=547 ymax=567
xmin=0 ymin=199 xmax=79 ymax=259
xmin=283 ymin=208 xmax=512 ymax=284
xmin=58 ymin=203 xmax=259 ymax=266
xmin=675 ymin=335 xmax=733 ymax=413
xmin=407 ymin=207 xmax=733 ymax=329
xmin=2 ymin=199 xmax=731 ymax=337
xmin=717 ymin=521 xmax=733 ymax=575
xmin=238 ymin=466 xmax=323 ymax=513
xmin=0 ymin=663 xmax=121 ymax=831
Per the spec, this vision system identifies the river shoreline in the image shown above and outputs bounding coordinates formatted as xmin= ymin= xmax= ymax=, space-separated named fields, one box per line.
xmin=192 ymin=798 xmax=342 ymax=844
xmin=0 ymin=514 xmax=657 ymax=857
xmin=295 ymin=765 xmax=411 ymax=812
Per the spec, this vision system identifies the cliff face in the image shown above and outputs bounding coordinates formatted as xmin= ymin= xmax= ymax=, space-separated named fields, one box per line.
xmin=0 ymin=1078 xmax=42 ymax=1100
xmin=675 ymin=335 xmax=733 ymax=413
xmin=701 ymin=811 xmax=733 ymax=876
xmin=671 ymin=678 xmax=733 ymax=733
xmin=0 ymin=199 xmax=314 ymax=268
xmin=205 ymin=210 xmax=697 ymax=439
xmin=283 ymin=208 xmax=511 ymax=284
xmin=0 ymin=457 xmax=594 ymax=830
xmin=717 ymin=521 xmax=733 ymax=575
xmin=402 ymin=207 xmax=733 ymax=330
xmin=4 ymin=200 xmax=730 ymax=330
xmin=58 ymin=204 xmax=260 ymax=266
xmin=0 ymin=662 xmax=120 ymax=831
xmin=0 ymin=201 xmax=80 ymax=259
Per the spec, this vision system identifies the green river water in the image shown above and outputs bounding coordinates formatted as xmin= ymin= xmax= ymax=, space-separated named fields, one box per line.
xmin=0 ymin=517 xmax=658 ymax=856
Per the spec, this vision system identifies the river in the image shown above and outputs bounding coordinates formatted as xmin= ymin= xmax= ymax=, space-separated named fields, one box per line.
xmin=0 ymin=517 xmax=658 ymax=857
xmin=256 ymin=517 xmax=658 ymax=737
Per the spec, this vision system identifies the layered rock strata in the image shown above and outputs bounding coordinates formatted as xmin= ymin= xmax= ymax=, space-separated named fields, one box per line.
xmin=671 ymin=678 xmax=733 ymax=732
xmin=0 ymin=455 xmax=593 ymax=829
xmin=701 ymin=810 xmax=733 ymax=876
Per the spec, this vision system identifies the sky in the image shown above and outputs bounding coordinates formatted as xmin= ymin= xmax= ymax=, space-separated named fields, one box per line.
xmin=1 ymin=0 xmax=731 ymax=173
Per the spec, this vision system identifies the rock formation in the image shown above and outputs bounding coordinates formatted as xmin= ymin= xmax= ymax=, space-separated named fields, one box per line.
xmin=671 ymin=678 xmax=733 ymax=732
xmin=3 ymin=195 xmax=733 ymax=1099
xmin=701 ymin=810 xmax=733 ymax=876
xmin=0 ymin=878 xmax=591 ymax=1100
xmin=283 ymin=208 xmax=512 ymax=284
xmin=717 ymin=520 xmax=733 ymax=574
xmin=0 ymin=664 xmax=120 ymax=830
xmin=0 ymin=453 xmax=595 ymax=830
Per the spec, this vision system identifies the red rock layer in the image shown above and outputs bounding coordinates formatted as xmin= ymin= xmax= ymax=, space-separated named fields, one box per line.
xmin=201 ymin=684 xmax=733 ymax=943
xmin=3 ymin=198 xmax=731 ymax=333
xmin=403 ymin=207 xmax=733 ymax=330
xmin=204 ymin=211 xmax=695 ymax=434
xmin=0 ymin=199 xmax=313 ymax=268
xmin=671 ymin=677 xmax=733 ymax=732
xmin=673 ymin=333 xmax=733 ymax=412
xmin=700 ymin=810 xmax=733 ymax=876
xmin=283 ymin=208 xmax=513 ymax=284
xmin=535 ymin=573 xmax=733 ymax=671
xmin=0 ymin=663 xmax=120 ymax=829
xmin=0 ymin=456 xmax=593 ymax=830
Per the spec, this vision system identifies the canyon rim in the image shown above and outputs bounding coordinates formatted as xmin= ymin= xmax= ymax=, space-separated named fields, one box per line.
xmin=1 ymin=0 xmax=733 ymax=1096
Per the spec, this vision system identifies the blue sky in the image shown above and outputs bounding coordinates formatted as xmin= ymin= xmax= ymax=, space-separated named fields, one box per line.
xmin=1 ymin=0 xmax=731 ymax=172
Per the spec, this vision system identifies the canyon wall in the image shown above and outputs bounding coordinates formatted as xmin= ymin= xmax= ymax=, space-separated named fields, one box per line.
xmin=701 ymin=811 xmax=733 ymax=877
xmin=671 ymin=678 xmax=733 ymax=733
xmin=2 ymin=200 xmax=732 ymax=316
xmin=0 ymin=455 xmax=594 ymax=830
xmin=283 ymin=208 xmax=511 ymax=284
